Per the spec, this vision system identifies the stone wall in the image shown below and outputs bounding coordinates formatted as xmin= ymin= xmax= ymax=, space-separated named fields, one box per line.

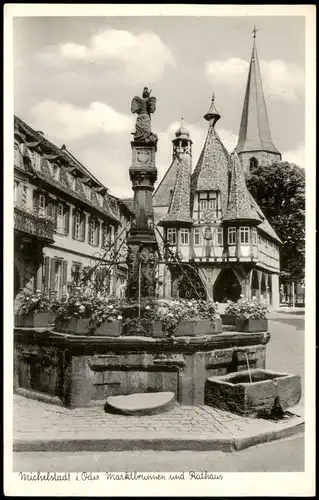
xmin=14 ymin=328 xmax=270 ymax=408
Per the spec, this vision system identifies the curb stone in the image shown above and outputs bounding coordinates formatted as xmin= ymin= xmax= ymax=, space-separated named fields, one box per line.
xmin=13 ymin=420 xmax=304 ymax=453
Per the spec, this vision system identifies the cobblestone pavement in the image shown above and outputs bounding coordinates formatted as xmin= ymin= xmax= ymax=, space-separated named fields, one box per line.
xmin=13 ymin=394 xmax=304 ymax=445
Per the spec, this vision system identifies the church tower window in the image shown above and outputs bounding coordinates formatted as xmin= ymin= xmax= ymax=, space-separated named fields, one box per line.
xmin=250 ymin=157 xmax=258 ymax=170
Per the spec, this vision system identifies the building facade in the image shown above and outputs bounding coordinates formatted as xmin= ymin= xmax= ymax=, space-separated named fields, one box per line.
xmin=153 ymin=36 xmax=281 ymax=308
xmin=14 ymin=116 xmax=133 ymax=309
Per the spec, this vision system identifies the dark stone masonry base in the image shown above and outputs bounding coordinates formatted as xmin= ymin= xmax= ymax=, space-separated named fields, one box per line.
xmin=205 ymin=369 xmax=302 ymax=416
xmin=14 ymin=327 xmax=270 ymax=408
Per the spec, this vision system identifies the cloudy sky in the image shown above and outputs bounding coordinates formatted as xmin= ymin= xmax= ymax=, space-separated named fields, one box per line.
xmin=13 ymin=15 xmax=305 ymax=199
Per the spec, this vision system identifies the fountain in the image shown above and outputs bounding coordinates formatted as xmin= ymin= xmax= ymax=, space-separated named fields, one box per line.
xmin=14 ymin=88 xmax=275 ymax=409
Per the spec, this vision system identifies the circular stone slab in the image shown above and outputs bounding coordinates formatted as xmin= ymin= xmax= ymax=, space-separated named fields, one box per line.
xmin=104 ymin=392 xmax=175 ymax=416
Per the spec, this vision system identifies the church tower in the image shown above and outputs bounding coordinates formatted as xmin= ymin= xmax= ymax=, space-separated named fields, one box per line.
xmin=236 ymin=28 xmax=281 ymax=174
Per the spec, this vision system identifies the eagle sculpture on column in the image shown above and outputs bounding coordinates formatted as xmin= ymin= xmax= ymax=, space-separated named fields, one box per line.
xmin=131 ymin=87 xmax=158 ymax=144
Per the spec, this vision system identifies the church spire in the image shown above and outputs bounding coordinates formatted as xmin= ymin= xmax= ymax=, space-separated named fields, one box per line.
xmin=236 ymin=30 xmax=281 ymax=172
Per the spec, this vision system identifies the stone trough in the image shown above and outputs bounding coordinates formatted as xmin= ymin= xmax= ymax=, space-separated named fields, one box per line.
xmin=205 ymin=369 xmax=301 ymax=416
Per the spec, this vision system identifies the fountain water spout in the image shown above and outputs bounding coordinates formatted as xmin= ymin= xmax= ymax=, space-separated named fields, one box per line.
xmin=233 ymin=347 xmax=253 ymax=383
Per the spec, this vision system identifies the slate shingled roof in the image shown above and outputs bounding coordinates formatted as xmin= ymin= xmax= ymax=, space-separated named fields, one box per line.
xmin=14 ymin=115 xmax=121 ymax=223
xmin=236 ymin=40 xmax=281 ymax=155
xmin=160 ymin=154 xmax=193 ymax=225
xmin=223 ymin=150 xmax=261 ymax=224
xmin=153 ymin=155 xmax=181 ymax=207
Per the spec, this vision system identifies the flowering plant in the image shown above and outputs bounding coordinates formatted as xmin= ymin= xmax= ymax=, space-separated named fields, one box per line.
xmin=17 ymin=290 xmax=53 ymax=315
xmin=52 ymin=287 xmax=124 ymax=330
xmin=224 ymin=295 xmax=268 ymax=319
xmin=136 ymin=298 xmax=220 ymax=336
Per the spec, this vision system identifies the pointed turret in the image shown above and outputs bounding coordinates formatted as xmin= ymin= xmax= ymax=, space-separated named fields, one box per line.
xmin=236 ymin=29 xmax=281 ymax=173
xmin=223 ymin=149 xmax=261 ymax=224
xmin=159 ymin=121 xmax=192 ymax=225
xmin=191 ymin=95 xmax=231 ymax=218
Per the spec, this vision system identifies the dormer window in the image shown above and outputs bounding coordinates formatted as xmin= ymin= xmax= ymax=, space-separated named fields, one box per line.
xmin=67 ymin=172 xmax=76 ymax=190
xmin=84 ymin=185 xmax=91 ymax=200
xmin=198 ymin=191 xmax=221 ymax=218
xmin=33 ymin=151 xmax=42 ymax=171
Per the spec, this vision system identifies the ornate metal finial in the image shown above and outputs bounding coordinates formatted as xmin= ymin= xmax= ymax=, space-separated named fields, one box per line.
xmin=252 ymin=26 xmax=258 ymax=39
xmin=181 ymin=117 xmax=184 ymax=126
xmin=212 ymin=93 xmax=215 ymax=102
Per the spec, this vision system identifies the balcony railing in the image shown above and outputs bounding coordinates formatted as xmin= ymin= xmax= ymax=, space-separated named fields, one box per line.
xmin=14 ymin=206 xmax=55 ymax=242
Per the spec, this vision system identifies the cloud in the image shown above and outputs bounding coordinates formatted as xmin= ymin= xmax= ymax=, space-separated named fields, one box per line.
xmin=282 ymin=143 xmax=305 ymax=167
xmin=38 ymin=29 xmax=175 ymax=84
xmin=31 ymin=100 xmax=134 ymax=141
xmin=205 ymin=57 xmax=304 ymax=102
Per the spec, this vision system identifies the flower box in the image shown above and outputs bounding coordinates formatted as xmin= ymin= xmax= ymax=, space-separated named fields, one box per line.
xmin=94 ymin=321 xmax=121 ymax=337
xmin=15 ymin=313 xmax=55 ymax=328
xmin=235 ymin=318 xmax=268 ymax=333
xmin=221 ymin=314 xmax=236 ymax=326
xmin=151 ymin=321 xmax=165 ymax=338
xmin=54 ymin=318 xmax=91 ymax=335
xmin=174 ymin=318 xmax=222 ymax=337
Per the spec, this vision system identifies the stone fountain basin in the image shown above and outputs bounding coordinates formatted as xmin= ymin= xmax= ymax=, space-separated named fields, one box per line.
xmin=205 ymin=369 xmax=301 ymax=416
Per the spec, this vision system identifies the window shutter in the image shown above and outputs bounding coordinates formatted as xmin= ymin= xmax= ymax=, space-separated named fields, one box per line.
xmin=96 ymin=221 xmax=100 ymax=246
xmin=50 ymin=258 xmax=56 ymax=293
xmin=82 ymin=213 xmax=86 ymax=242
xmin=62 ymin=260 xmax=68 ymax=286
xmin=44 ymin=256 xmax=50 ymax=290
xmin=32 ymin=190 xmax=38 ymax=211
xmin=52 ymin=202 xmax=58 ymax=222
xmin=64 ymin=205 xmax=70 ymax=235
xmin=72 ymin=208 xmax=76 ymax=239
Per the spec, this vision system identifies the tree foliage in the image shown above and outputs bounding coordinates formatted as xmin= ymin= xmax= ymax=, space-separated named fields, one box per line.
xmin=246 ymin=161 xmax=305 ymax=284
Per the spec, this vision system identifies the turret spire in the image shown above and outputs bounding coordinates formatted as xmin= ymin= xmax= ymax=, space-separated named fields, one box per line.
xmin=204 ymin=93 xmax=220 ymax=126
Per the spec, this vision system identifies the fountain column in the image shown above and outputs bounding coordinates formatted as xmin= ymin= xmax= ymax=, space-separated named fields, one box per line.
xmin=126 ymin=87 xmax=159 ymax=300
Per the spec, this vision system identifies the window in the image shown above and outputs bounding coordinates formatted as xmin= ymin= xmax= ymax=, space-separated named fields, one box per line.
xmin=89 ymin=218 xmax=98 ymax=245
xmin=167 ymin=228 xmax=177 ymax=245
xmin=217 ymin=227 xmax=223 ymax=245
xmin=228 ymin=227 xmax=236 ymax=245
xmin=39 ymin=194 xmax=46 ymax=216
xmin=252 ymin=228 xmax=257 ymax=245
xmin=84 ymin=185 xmax=91 ymax=200
xmin=74 ymin=212 xmax=81 ymax=240
xmin=240 ymin=227 xmax=250 ymax=244
xmin=194 ymin=228 xmax=201 ymax=246
xmin=33 ymin=151 xmax=42 ymax=171
xmin=180 ymin=228 xmax=189 ymax=245
xmin=14 ymin=144 xmax=20 ymax=167
xmin=250 ymin=157 xmax=258 ymax=170
xmin=102 ymin=224 xmax=113 ymax=247
xmin=265 ymin=238 xmax=269 ymax=248
xmin=71 ymin=263 xmax=82 ymax=286
xmin=22 ymin=184 xmax=28 ymax=206
xmin=56 ymin=203 xmax=64 ymax=234
xmin=14 ymin=181 xmax=20 ymax=204
xmin=200 ymin=199 xmax=208 ymax=211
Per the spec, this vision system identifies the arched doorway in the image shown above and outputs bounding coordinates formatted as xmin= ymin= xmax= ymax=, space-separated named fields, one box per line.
xmin=14 ymin=266 xmax=21 ymax=298
xmin=213 ymin=268 xmax=241 ymax=302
